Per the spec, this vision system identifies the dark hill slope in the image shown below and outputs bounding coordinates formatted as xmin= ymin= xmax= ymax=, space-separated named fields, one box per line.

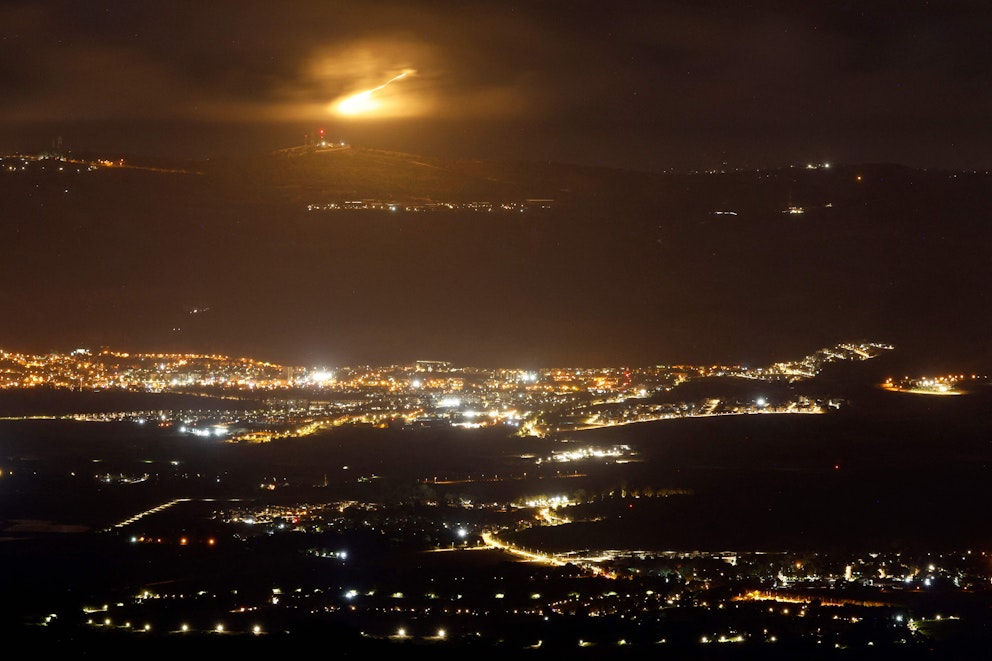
xmin=1 ymin=153 xmax=990 ymax=369
xmin=208 ymin=147 xmax=656 ymax=205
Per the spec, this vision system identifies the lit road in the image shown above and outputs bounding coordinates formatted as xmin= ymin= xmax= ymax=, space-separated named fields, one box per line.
xmin=481 ymin=529 xmax=617 ymax=579
xmin=105 ymin=497 xmax=248 ymax=531
xmin=481 ymin=530 xmax=566 ymax=567
xmin=107 ymin=498 xmax=191 ymax=531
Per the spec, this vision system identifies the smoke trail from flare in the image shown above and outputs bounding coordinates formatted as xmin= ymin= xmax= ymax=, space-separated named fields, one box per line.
xmin=335 ymin=69 xmax=416 ymax=116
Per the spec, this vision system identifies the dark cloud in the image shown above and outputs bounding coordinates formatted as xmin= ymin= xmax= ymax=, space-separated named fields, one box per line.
xmin=1 ymin=1 xmax=990 ymax=170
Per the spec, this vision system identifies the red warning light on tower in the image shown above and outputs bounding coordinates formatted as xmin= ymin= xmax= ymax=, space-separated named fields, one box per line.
xmin=308 ymin=128 xmax=345 ymax=151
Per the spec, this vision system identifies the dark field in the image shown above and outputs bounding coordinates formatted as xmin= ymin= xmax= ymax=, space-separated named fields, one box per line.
xmin=2 ymin=384 xmax=990 ymax=546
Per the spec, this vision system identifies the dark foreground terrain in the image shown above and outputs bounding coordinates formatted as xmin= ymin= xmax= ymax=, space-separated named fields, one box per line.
xmin=3 ymin=384 xmax=992 ymax=657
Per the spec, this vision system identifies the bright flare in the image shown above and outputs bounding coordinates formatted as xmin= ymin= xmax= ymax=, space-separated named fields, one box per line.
xmin=335 ymin=70 xmax=415 ymax=116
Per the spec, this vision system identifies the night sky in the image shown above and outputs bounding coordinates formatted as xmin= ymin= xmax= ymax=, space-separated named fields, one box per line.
xmin=2 ymin=1 xmax=991 ymax=171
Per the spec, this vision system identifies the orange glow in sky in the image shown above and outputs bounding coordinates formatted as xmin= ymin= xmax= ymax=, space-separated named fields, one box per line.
xmin=334 ymin=69 xmax=415 ymax=117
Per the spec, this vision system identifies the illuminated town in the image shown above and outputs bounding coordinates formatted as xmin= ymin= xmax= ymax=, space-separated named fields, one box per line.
xmin=307 ymin=199 xmax=555 ymax=212
xmin=4 ymin=338 xmax=991 ymax=654
xmin=0 ymin=341 xmax=892 ymax=441
xmin=880 ymin=375 xmax=987 ymax=396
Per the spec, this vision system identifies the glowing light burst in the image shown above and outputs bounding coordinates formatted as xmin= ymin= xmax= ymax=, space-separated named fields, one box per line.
xmin=334 ymin=69 xmax=415 ymax=117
